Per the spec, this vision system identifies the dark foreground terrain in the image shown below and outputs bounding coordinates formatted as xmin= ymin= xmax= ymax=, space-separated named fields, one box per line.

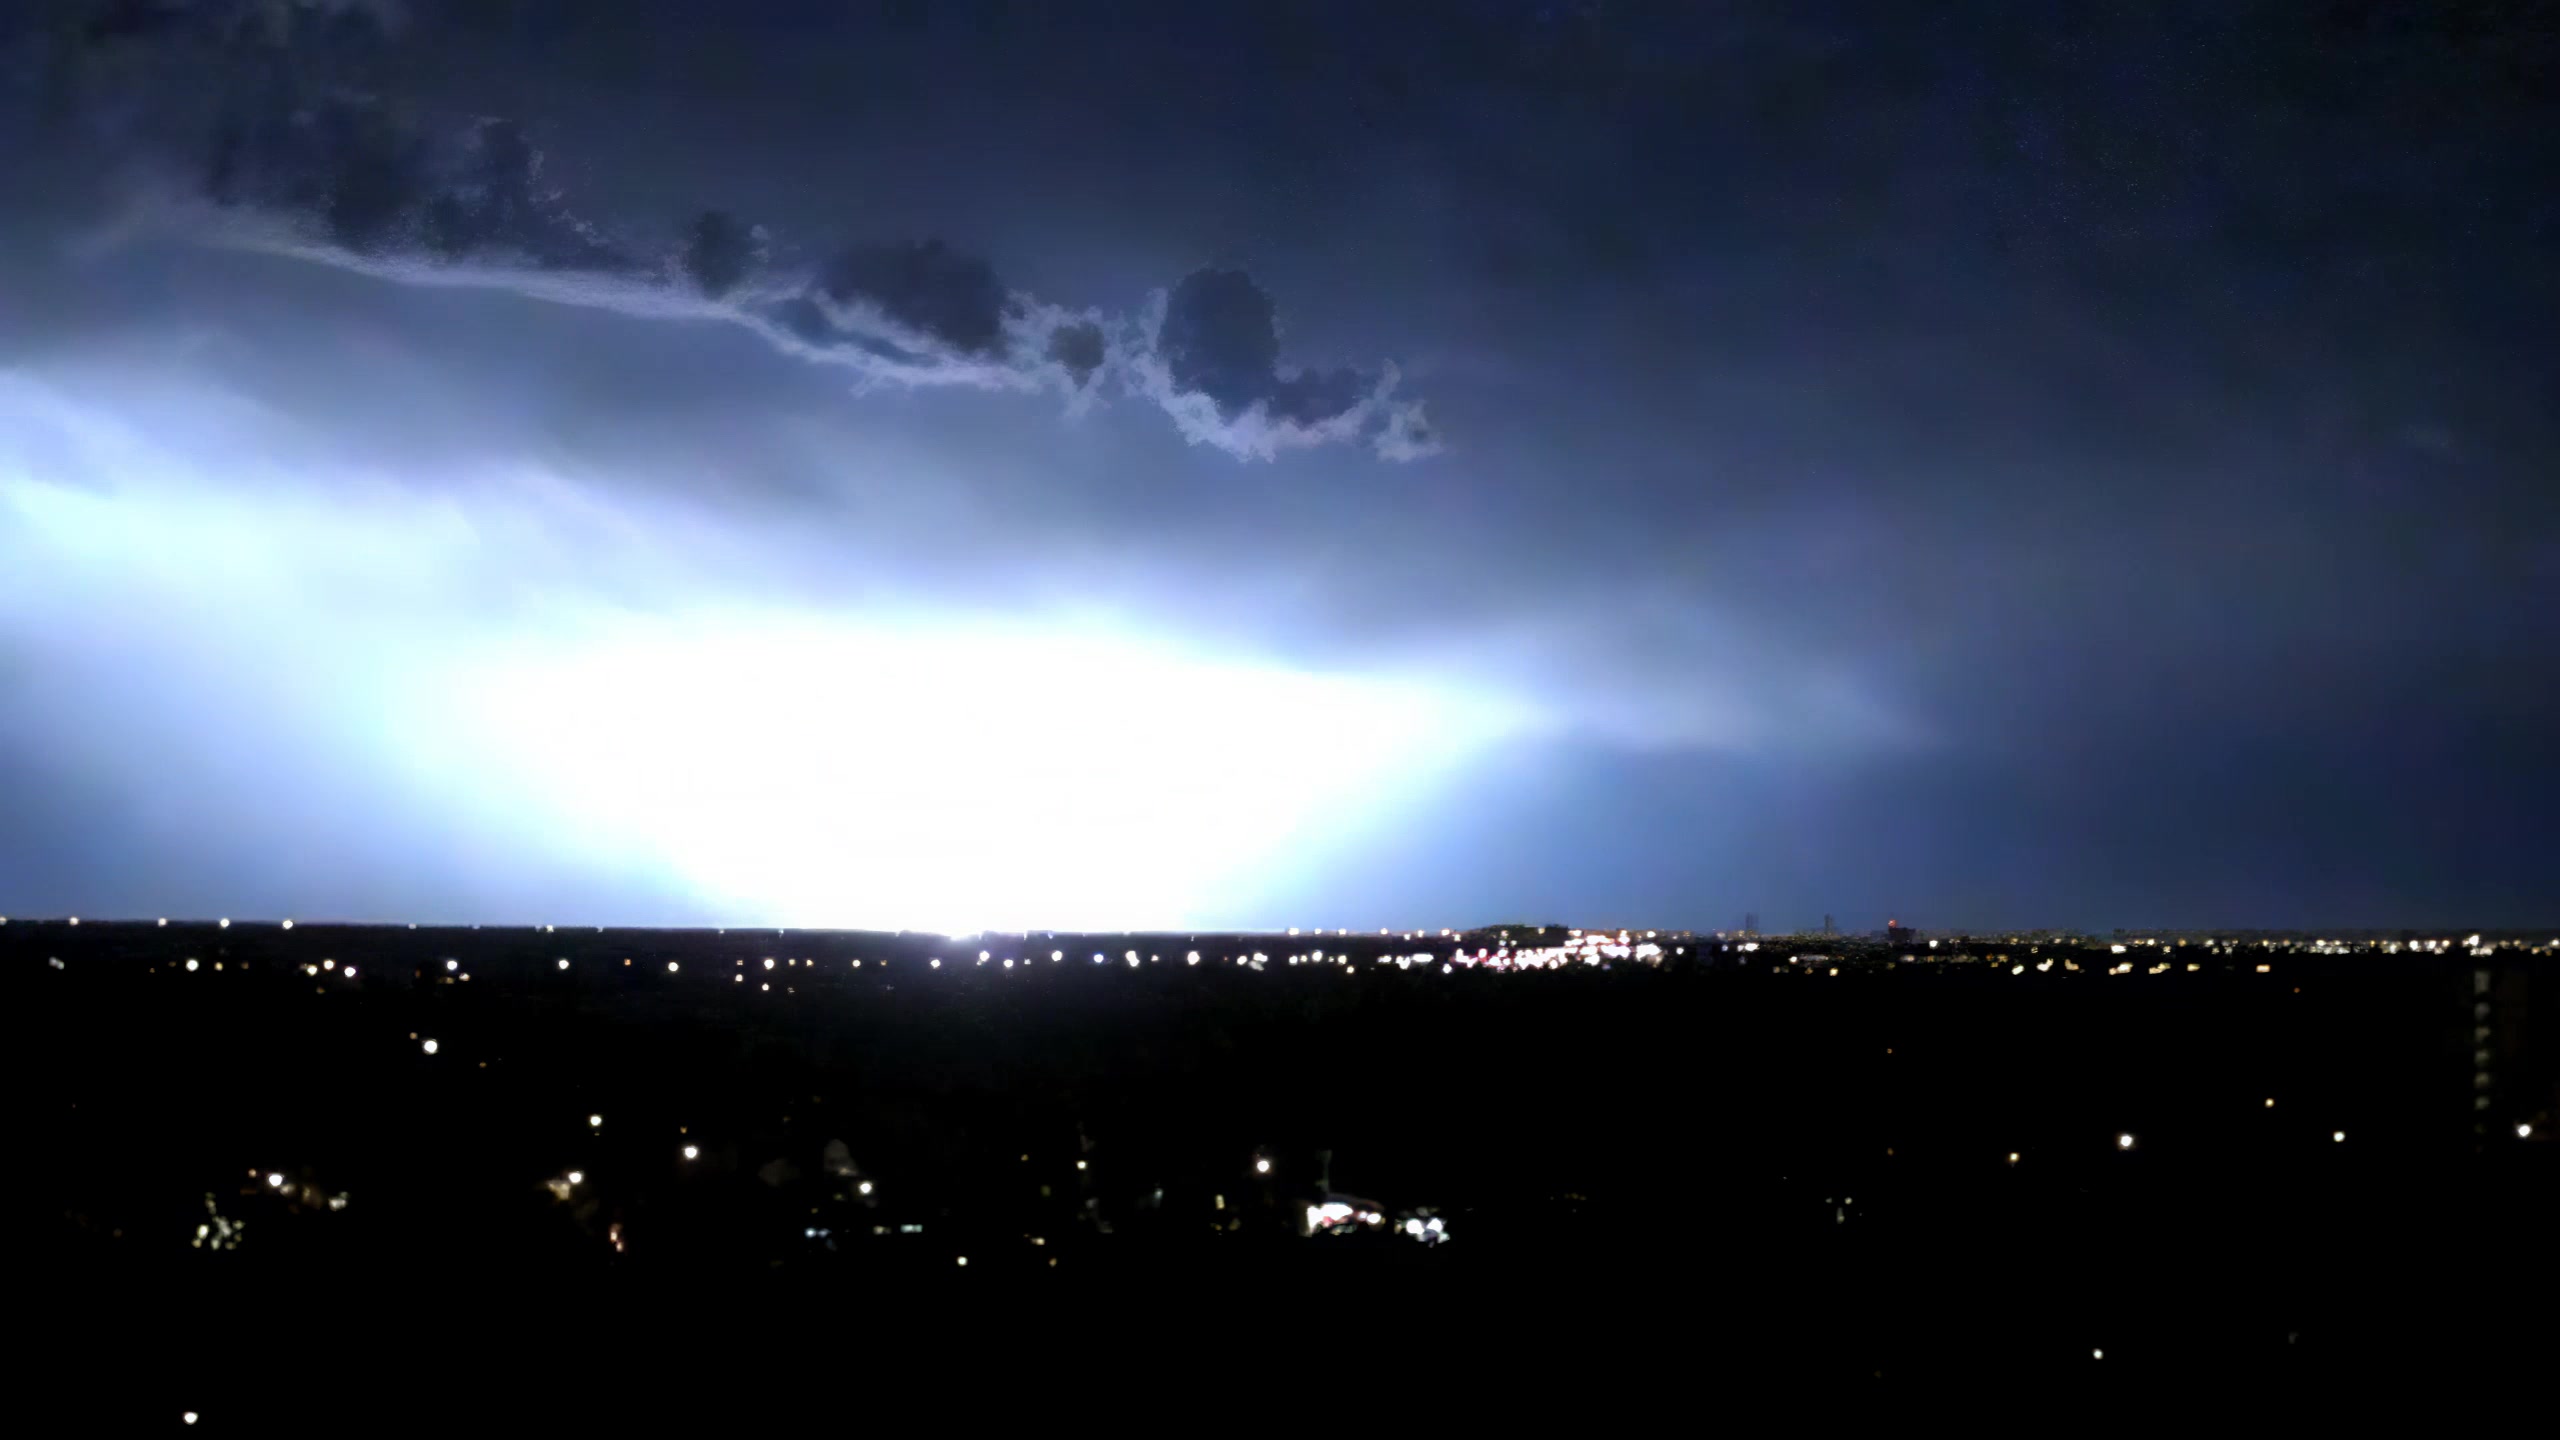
xmin=15 ymin=920 xmax=2556 ymax=1423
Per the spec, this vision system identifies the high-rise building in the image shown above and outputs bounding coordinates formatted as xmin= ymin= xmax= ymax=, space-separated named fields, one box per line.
xmin=1886 ymin=918 xmax=1915 ymax=946
xmin=1822 ymin=914 xmax=1836 ymax=937
xmin=1742 ymin=912 xmax=1758 ymax=937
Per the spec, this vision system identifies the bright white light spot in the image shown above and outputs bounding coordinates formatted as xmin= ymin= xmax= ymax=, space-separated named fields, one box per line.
xmin=446 ymin=959 xmax=458 ymax=971
xmin=1051 ymin=950 xmax=1063 ymax=961
xmin=858 ymin=1181 xmax=873 ymax=1195
xmin=589 ymin=1115 xmax=603 ymax=1128
xmin=434 ymin=616 xmax=1521 ymax=931
xmin=2332 ymin=1131 xmax=2345 ymax=1143
xmin=281 ymin=918 xmax=294 ymax=930
xmin=2093 ymin=1349 xmax=2104 ymax=1360
xmin=929 ymin=958 xmax=940 ymax=968
xmin=667 ymin=961 xmax=678 ymax=972
xmin=184 ymin=1415 xmax=198 ymax=1426
xmin=1076 ymin=1160 xmax=1088 ymax=1171
xmin=683 ymin=1145 xmax=699 ymax=1161
xmin=566 ymin=1171 xmax=583 ymax=1185
xmin=558 ymin=958 xmax=569 ymax=970
xmin=266 ymin=1173 xmax=283 ymax=1188
xmin=1186 ymin=951 xmax=1200 ymax=964
xmin=219 ymin=918 xmax=230 ymax=929
xmin=2520 ymin=1123 xmax=2535 ymax=1139
xmin=1254 ymin=1157 xmax=1271 ymax=1175
xmin=421 ymin=1039 xmax=438 ymax=1055
xmin=2117 ymin=1133 xmax=2134 ymax=1150
xmin=185 ymin=958 xmax=198 ymax=972
xmin=956 ymin=1256 xmax=967 ymax=1267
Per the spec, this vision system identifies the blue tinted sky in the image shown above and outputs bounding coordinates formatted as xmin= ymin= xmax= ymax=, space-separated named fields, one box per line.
xmin=2 ymin=1 xmax=2553 ymax=932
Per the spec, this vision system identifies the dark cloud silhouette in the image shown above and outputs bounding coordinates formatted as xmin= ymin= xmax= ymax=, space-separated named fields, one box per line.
xmin=1047 ymin=321 xmax=1106 ymax=390
xmin=1140 ymin=267 xmax=1435 ymax=460
xmin=36 ymin=4 xmax=1438 ymax=461
xmin=818 ymin=238 xmax=1008 ymax=357
xmin=1159 ymin=268 xmax=1279 ymax=418
xmin=315 ymin=95 xmax=424 ymax=252
xmin=680 ymin=210 xmax=755 ymax=300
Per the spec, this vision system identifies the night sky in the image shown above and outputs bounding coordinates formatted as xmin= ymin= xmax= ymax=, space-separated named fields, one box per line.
xmin=2 ymin=1 xmax=2554 ymax=933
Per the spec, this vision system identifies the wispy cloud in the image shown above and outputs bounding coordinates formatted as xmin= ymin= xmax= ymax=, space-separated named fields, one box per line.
xmin=57 ymin=7 xmax=1439 ymax=462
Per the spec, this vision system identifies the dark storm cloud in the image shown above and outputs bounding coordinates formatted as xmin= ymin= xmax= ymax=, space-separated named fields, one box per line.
xmin=8 ymin=1 xmax=2555 ymax=931
xmin=37 ymin=2 xmax=1437 ymax=461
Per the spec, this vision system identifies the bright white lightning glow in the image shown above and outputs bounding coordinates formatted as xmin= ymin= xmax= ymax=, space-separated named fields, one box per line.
xmin=431 ymin=612 xmax=1519 ymax=930
xmin=0 ymin=381 xmax=1538 ymax=932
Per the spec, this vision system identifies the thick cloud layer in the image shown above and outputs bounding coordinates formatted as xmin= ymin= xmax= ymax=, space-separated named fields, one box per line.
xmin=30 ymin=2 xmax=1438 ymax=461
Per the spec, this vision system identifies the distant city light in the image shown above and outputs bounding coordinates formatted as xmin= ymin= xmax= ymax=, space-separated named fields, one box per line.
xmin=566 ymin=1171 xmax=583 ymax=1185
xmin=668 ymin=961 xmax=678 ymax=972
xmin=266 ymin=1173 xmax=284 ymax=1188
xmin=2117 ymin=1133 xmax=2135 ymax=1150
xmin=1076 ymin=1160 xmax=1088 ymax=1171
xmin=1254 ymin=1157 xmax=1271 ymax=1175
xmin=1051 ymin=950 xmax=1063 ymax=961
xmin=185 ymin=959 xmax=198 ymax=972
xmin=858 ymin=1181 xmax=873 ymax=1195
xmin=421 ymin=1039 xmax=439 ymax=1055
xmin=2007 ymin=1153 xmax=2019 ymax=1165
xmin=558 ymin=959 xmax=569 ymax=970
xmin=219 ymin=918 xmax=230 ymax=929
xmin=446 ymin=959 xmax=459 ymax=971
xmin=956 ymin=1256 xmax=968 ymax=1267
xmin=682 ymin=1145 xmax=700 ymax=1161
xmin=589 ymin=1115 xmax=603 ymax=1128
xmin=2520 ymin=1124 xmax=2535 ymax=1139
xmin=2332 ymin=1131 xmax=2345 ymax=1143
xmin=281 ymin=919 xmax=294 ymax=930
xmin=2093 ymin=1349 xmax=2104 ymax=1360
